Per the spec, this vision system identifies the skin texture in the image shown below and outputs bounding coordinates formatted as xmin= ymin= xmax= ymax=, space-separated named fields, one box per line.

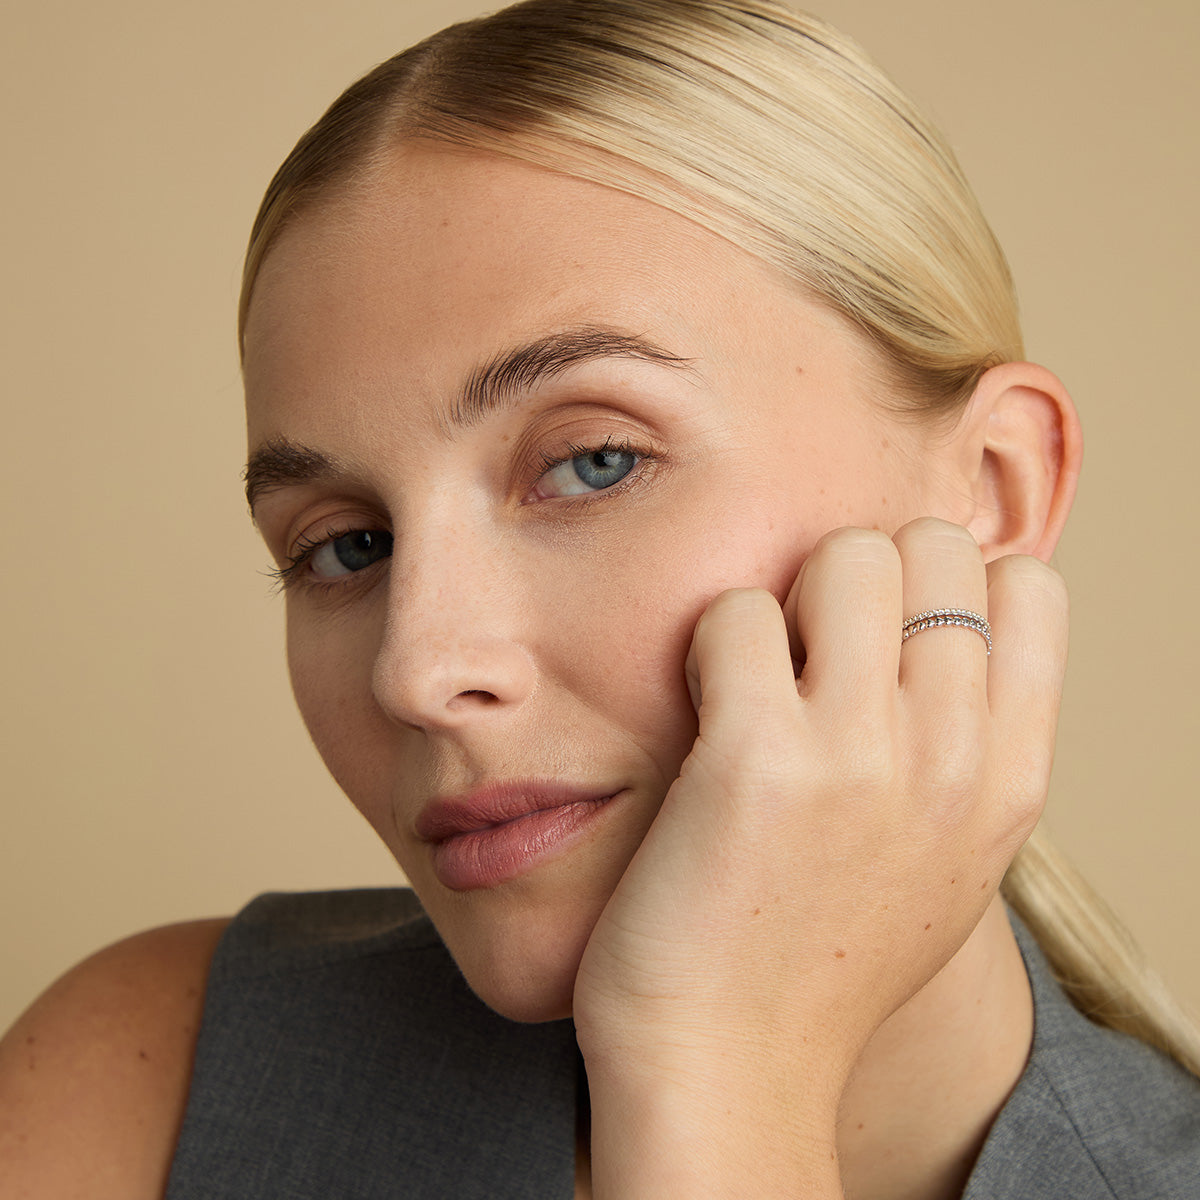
xmin=255 ymin=150 xmax=902 ymax=1000
xmin=242 ymin=142 xmax=1080 ymax=1197
xmin=0 ymin=918 xmax=228 ymax=1199
xmin=0 ymin=140 xmax=1079 ymax=1199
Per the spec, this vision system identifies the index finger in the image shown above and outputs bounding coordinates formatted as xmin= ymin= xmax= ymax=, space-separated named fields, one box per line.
xmin=684 ymin=588 xmax=799 ymax=738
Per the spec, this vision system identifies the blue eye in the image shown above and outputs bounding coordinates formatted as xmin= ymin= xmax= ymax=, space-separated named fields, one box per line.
xmin=539 ymin=445 xmax=639 ymax=497
xmin=309 ymin=529 xmax=394 ymax=579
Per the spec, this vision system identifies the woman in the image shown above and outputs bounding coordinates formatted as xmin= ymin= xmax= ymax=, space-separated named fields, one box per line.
xmin=2 ymin=1 xmax=1197 ymax=1196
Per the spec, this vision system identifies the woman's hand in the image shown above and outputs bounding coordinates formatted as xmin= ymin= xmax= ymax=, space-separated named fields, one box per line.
xmin=573 ymin=518 xmax=1069 ymax=1198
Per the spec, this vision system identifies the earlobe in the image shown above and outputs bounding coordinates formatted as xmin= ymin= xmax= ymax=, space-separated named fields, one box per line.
xmin=958 ymin=362 xmax=1083 ymax=563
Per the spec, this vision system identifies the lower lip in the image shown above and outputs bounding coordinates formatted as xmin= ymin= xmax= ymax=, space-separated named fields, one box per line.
xmin=429 ymin=794 xmax=619 ymax=891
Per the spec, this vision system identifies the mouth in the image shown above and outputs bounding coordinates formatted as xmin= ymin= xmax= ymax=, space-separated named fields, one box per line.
xmin=417 ymin=780 xmax=623 ymax=891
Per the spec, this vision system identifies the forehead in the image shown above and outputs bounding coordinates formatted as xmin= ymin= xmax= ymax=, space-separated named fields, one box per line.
xmin=242 ymin=141 xmax=879 ymax=444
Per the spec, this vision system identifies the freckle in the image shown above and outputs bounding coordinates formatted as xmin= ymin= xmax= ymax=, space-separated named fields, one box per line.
xmin=950 ymin=878 xmax=956 ymax=885
xmin=834 ymin=949 xmax=846 ymax=959
xmin=881 ymin=438 xmax=890 ymax=450
xmin=752 ymin=907 xmax=761 ymax=916
xmin=881 ymin=496 xmax=888 ymax=506
xmin=819 ymin=488 xmax=826 ymax=496
xmin=858 ymin=1123 xmax=865 ymax=1131
xmin=924 ymin=923 xmax=932 ymax=931
xmin=25 ymin=1036 xmax=36 ymax=1045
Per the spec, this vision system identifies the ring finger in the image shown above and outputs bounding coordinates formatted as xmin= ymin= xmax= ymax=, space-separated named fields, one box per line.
xmin=895 ymin=518 xmax=991 ymax=707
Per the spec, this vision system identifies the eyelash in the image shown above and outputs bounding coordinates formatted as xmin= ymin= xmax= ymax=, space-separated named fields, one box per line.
xmin=533 ymin=435 xmax=656 ymax=501
xmin=268 ymin=434 xmax=658 ymax=594
xmin=267 ymin=527 xmax=364 ymax=594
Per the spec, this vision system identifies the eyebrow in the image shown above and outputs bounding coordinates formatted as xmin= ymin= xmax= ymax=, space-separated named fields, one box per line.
xmin=244 ymin=324 xmax=698 ymax=514
xmin=450 ymin=323 xmax=698 ymax=431
xmin=244 ymin=439 xmax=340 ymax=515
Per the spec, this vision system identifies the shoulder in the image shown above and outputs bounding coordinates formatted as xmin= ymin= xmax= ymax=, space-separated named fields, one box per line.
xmin=0 ymin=917 xmax=230 ymax=1200
xmin=967 ymin=916 xmax=1200 ymax=1199
xmin=1031 ymin=1021 xmax=1200 ymax=1196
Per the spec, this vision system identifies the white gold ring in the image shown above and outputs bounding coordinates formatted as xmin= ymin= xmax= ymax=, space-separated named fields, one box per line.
xmin=902 ymin=608 xmax=992 ymax=656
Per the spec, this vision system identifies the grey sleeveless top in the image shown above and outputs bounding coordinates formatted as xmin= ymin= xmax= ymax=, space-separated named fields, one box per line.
xmin=166 ymin=889 xmax=1200 ymax=1198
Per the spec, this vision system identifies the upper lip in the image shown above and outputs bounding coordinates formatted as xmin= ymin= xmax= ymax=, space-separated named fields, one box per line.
xmin=415 ymin=779 xmax=619 ymax=843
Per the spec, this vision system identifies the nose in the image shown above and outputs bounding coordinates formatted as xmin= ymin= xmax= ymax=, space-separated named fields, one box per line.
xmin=370 ymin=524 xmax=537 ymax=732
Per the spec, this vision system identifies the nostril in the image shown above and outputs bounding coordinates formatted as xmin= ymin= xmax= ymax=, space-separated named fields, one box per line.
xmin=371 ymin=637 xmax=535 ymax=726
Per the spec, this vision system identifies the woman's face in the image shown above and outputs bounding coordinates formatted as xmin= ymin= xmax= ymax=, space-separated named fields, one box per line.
xmin=244 ymin=142 xmax=964 ymax=1021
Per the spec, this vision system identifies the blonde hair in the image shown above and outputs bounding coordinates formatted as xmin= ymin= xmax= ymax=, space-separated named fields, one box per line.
xmin=1005 ymin=829 xmax=1200 ymax=1074
xmin=240 ymin=0 xmax=1200 ymax=1073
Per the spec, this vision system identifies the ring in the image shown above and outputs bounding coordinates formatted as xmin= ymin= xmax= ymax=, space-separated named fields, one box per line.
xmin=902 ymin=608 xmax=992 ymax=656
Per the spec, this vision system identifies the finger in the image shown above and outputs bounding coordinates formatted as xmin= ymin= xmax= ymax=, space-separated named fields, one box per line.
xmin=985 ymin=554 xmax=1069 ymax=803
xmin=786 ymin=527 xmax=902 ymax=708
xmin=684 ymin=588 xmax=798 ymax=736
xmin=895 ymin=518 xmax=990 ymax=701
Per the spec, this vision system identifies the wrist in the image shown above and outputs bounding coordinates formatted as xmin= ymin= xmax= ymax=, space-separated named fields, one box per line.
xmin=582 ymin=1041 xmax=847 ymax=1200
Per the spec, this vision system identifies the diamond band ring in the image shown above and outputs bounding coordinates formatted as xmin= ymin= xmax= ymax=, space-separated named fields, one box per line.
xmin=902 ymin=609 xmax=992 ymax=656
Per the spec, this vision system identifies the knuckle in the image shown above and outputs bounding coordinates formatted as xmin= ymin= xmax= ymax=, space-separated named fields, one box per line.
xmin=808 ymin=526 xmax=900 ymax=575
xmin=990 ymin=554 xmax=1069 ymax=609
xmin=999 ymin=747 xmax=1054 ymax=816
xmin=995 ymin=789 xmax=1046 ymax=853
xmin=974 ymin=752 xmax=1051 ymax=856
xmin=704 ymin=586 xmax=779 ymax=621
xmin=695 ymin=587 xmax=777 ymax=640
xmin=893 ymin=516 xmax=982 ymax=560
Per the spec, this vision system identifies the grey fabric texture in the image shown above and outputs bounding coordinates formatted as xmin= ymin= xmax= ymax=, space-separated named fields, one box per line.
xmin=166 ymin=888 xmax=1200 ymax=1197
xmin=164 ymin=889 xmax=578 ymax=1199
xmin=965 ymin=916 xmax=1200 ymax=1198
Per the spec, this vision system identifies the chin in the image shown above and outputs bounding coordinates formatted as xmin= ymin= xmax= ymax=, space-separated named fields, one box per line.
xmin=445 ymin=902 xmax=595 ymax=1023
xmin=400 ymin=797 xmax=654 ymax=1023
xmin=467 ymin=956 xmax=580 ymax=1024
xmin=412 ymin=869 xmax=614 ymax=1024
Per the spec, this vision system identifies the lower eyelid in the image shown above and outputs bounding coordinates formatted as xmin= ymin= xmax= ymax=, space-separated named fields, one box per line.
xmin=276 ymin=436 xmax=658 ymax=581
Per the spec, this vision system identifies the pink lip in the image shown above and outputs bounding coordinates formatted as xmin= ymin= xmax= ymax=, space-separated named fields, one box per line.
xmin=417 ymin=779 xmax=622 ymax=891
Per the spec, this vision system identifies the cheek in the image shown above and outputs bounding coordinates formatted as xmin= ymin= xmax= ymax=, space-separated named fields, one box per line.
xmin=285 ymin=609 xmax=393 ymax=823
xmin=533 ymin=542 xmax=699 ymax=769
xmin=567 ymin=465 xmax=905 ymax=720
xmin=543 ymin=505 xmax=819 ymax=779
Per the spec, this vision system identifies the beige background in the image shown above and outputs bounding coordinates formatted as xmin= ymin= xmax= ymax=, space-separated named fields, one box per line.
xmin=2 ymin=0 xmax=1196 ymax=1032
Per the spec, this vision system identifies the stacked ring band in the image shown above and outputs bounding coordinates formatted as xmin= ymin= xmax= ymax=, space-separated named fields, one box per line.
xmin=902 ymin=608 xmax=992 ymax=656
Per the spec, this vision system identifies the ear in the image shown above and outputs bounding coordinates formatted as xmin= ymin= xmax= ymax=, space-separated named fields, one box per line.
xmin=952 ymin=362 xmax=1083 ymax=562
